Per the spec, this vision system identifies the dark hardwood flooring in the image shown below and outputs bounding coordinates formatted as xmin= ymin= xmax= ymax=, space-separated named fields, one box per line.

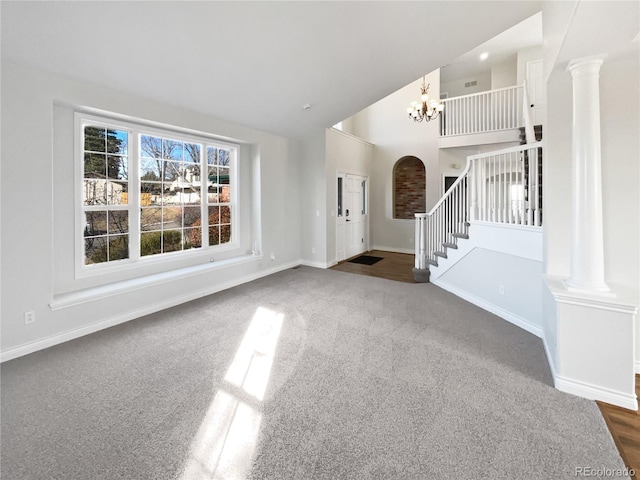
xmin=597 ymin=376 xmax=640 ymax=479
xmin=332 ymin=250 xmax=639 ymax=477
xmin=330 ymin=250 xmax=415 ymax=284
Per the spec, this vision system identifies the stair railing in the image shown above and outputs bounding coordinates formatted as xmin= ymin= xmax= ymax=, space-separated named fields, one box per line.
xmin=415 ymin=163 xmax=470 ymax=269
xmin=469 ymin=142 xmax=543 ymax=227
xmin=415 ymin=141 xmax=544 ymax=270
xmin=440 ymin=85 xmax=524 ymax=137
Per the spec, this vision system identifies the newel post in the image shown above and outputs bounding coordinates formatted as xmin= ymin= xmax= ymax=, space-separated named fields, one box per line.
xmin=413 ymin=213 xmax=430 ymax=283
xmin=469 ymin=159 xmax=477 ymax=221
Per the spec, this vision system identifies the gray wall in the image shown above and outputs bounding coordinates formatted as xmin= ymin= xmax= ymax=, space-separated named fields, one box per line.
xmin=1 ymin=62 xmax=302 ymax=355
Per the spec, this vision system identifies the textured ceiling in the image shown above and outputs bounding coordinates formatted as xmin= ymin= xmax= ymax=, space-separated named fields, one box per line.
xmin=1 ymin=1 xmax=541 ymax=138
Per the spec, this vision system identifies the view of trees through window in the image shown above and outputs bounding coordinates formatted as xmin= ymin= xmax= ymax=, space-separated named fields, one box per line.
xmin=81 ymin=118 xmax=234 ymax=267
xmin=83 ymin=126 xmax=129 ymax=263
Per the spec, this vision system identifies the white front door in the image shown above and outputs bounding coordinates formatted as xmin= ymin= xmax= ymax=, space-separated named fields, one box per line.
xmin=336 ymin=173 xmax=368 ymax=261
xmin=526 ymin=60 xmax=545 ymax=127
xmin=336 ymin=174 xmax=346 ymax=261
xmin=344 ymin=174 xmax=367 ymax=259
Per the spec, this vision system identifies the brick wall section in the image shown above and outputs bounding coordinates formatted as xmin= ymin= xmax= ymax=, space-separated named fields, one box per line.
xmin=394 ymin=156 xmax=426 ymax=219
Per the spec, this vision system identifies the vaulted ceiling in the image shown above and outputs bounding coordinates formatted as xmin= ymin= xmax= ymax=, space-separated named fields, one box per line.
xmin=1 ymin=1 xmax=541 ymax=138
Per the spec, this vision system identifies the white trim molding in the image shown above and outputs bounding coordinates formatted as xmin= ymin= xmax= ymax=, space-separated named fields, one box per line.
xmin=51 ymin=254 xmax=262 ymax=311
xmin=547 ymin=275 xmax=638 ymax=410
xmin=556 ymin=375 xmax=638 ymax=411
xmin=371 ymin=245 xmax=414 ymax=255
xmin=299 ymin=259 xmax=335 ymax=269
xmin=328 ymin=127 xmax=374 ymax=147
xmin=2 ymin=260 xmax=300 ymax=363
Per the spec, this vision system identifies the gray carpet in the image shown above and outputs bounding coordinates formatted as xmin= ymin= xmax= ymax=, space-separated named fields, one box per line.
xmin=1 ymin=266 xmax=624 ymax=479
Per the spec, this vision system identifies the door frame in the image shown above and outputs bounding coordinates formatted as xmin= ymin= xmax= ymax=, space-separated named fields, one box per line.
xmin=526 ymin=59 xmax=544 ymax=127
xmin=336 ymin=172 xmax=370 ymax=262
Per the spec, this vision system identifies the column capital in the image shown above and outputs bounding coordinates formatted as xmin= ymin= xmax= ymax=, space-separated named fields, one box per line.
xmin=567 ymin=54 xmax=607 ymax=76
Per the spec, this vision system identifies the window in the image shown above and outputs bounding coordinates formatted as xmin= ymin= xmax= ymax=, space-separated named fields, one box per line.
xmin=78 ymin=113 xmax=237 ymax=271
xmin=337 ymin=177 xmax=343 ymax=217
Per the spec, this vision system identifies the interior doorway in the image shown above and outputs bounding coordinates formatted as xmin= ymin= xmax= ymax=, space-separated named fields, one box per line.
xmin=336 ymin=173 xmax=369 ymax=262
xmin=526 ymin=59 xmax=545 ymax=126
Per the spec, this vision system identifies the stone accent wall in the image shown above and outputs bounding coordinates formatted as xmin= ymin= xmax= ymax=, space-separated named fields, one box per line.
xmin=394 ymin=156 xmax=426 ymax=219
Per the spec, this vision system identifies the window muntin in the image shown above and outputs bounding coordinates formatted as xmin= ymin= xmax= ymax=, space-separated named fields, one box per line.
xmin=82 ymin=126 xmax=130 ymax=264
xmin=78 ymin=114 xmax=237 ymax=271
xmin=138 ymin=135 xmax=204 ymax=257
xmin=206 ymin=146 xmax=232 ymax=246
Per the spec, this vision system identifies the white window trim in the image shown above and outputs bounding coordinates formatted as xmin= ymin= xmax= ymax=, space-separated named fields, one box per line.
xmin=75 ymin=112 xmax=240 ymax=279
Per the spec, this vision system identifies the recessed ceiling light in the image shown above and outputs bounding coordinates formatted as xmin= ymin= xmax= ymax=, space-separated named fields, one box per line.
xmin=480 ymin=52 xmax=489 ymax=61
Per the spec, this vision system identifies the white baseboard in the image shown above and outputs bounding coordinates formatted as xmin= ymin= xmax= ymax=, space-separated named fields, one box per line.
xmin=371 ymin=245 xmax=414 ymax=255
xmin=432 ymin=278 xmax=543 ymax=338
xmin=299 ymin=259 xmax=334 ymax=269
xmin=556 ymin=375 xmax=638 ymax=411
xmin=1 ymin=260 xmax=301 ymax=363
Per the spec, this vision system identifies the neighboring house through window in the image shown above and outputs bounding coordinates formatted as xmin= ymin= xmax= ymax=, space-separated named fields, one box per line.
xmin=78 ymin=113 xmax=237 ymax=272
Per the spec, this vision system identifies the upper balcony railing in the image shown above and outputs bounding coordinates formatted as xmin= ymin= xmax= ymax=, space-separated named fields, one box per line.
xmin=440 ymin=85 xmax=524 ymax=137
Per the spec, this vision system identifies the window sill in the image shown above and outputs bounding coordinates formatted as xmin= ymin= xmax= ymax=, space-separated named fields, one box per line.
xmin=51 ymin=253 xmax=262 ymax=311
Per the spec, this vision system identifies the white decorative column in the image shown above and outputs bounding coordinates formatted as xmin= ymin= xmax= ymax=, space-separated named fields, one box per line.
xmin=550 ymin=55 xmax=637 ymax=411
xmin=565 ymin=57 xmax=610 ymax=293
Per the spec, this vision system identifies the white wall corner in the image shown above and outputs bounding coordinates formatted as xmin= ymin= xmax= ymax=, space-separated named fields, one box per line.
xmin=299 ymin=259 xmax=335 ymax=269
xmin=542 ymin=335 xmax=558 ymax=384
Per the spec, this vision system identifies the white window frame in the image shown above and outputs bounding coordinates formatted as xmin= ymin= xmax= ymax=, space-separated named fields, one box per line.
xmin=75 ymin=112 xmax=239 ymax=278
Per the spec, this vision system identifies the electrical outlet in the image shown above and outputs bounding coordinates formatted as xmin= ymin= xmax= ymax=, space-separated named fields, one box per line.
xmin=24 ymin=311 xmax=35 ymax=325
xmin=270 ymin=253 xmax=276 ymax=261
xmin=498 ymin=285 xmax=504 ymax=295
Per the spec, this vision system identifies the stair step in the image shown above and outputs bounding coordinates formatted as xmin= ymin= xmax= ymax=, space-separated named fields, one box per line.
xmin=443 ymin=242 xmax=458 ymax=249
xmin=452 ymin=232 xmax=469 ymax=239
xmin=427 ymin=259 xmax=438 ymax=267
xmin=434 ymin=251 xmax=447 ymax=259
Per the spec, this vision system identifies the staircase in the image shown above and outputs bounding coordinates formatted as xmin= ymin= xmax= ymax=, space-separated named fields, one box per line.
xmin=415 ymin=123 xmax=543 ymax=279
xmin=415 ymin=82 xmax=543 ymax=279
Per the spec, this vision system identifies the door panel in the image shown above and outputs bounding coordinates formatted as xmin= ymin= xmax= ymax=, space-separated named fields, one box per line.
xmin=526 ymin=60 xmax=545 ymax=127
xmin=345 ymin=174 xmax=367 ymax=259
xmin=336 ymin=174 xmax=346 ymax=261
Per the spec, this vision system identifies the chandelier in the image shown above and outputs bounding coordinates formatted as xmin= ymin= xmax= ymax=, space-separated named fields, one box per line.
xmin=406 ymin=76 xmax=444 ymax=123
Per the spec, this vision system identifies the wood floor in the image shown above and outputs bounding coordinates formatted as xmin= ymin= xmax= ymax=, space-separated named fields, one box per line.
xmin=330 ymin=250 xmax=416 ymax=283
xmin=597 ymin=376 xmax=640 ymax=479
xmin=333 ymin=250 xmax=640 ymax=477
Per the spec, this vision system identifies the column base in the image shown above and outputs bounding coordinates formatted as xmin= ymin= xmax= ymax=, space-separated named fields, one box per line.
xmin=412 ymin=268 xmax=430 ymax=283
xmin=563 ymin=278 xmax=615 ymax=297
xmin=547 ymin=275 xmax=637 ymax=410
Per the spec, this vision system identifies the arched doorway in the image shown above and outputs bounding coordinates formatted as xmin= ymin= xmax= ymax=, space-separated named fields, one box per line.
xmin=393 ymin=156 xmax=426 ymax=219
